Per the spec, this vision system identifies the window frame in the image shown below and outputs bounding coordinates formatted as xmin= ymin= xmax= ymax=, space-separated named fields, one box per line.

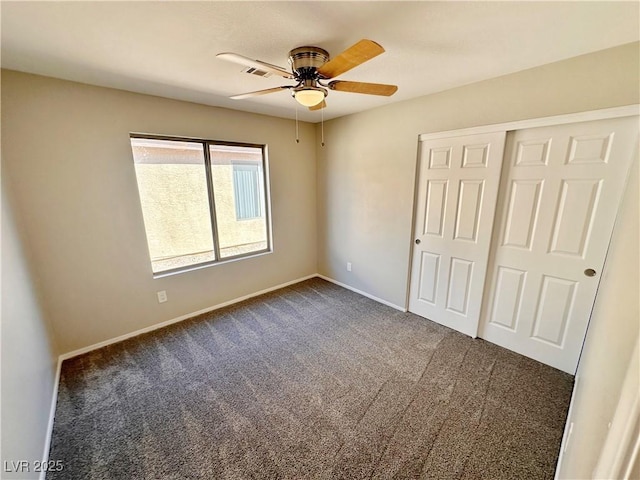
xmin=130 ymin=133 xmax=273 ymax=277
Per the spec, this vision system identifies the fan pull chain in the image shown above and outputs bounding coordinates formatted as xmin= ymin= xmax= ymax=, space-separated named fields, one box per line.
xmin=321 ymin=106 xmax=325 ymax=147
xmin=295 ymin=103 xmax=300 ymax=144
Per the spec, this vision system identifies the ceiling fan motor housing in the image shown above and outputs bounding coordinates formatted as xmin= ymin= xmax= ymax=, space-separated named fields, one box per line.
xmin=288 ymin=46 xmax=330 ymax=79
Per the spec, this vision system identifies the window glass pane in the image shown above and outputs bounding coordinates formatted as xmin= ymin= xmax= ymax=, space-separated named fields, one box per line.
xmin=131 ymin=138 xmax=215 ymax=273
xmin=233 ymin=164 xmax=262 ymax=220
xmin=209 ymin=144 xmax=268 ymax=258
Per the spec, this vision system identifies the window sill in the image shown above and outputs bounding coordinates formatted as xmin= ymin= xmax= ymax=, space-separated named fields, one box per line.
xmin=152 ymin=249 xmax=272 ymax=279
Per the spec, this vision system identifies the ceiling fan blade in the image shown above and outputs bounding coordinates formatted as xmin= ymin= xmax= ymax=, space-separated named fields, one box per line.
xmin=317 ymin=39 xmax=385 ymax=79
xmin=217 ymin=52 xmax=293 ymax=79
xmin=230 ymin=86 xmax=291 ymax=100
xmin=329 ymin=80 xmax=398 ymax=96
xmin=308 ymin=100 xmax=327 ymax=111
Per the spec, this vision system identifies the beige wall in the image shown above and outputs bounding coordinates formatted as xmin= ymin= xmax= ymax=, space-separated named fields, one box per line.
xmin=316 ymin=42 xmax=640 ymax=308
xmin=1 ymin=181 xmax=58 ymax=479
xmin=1 ymin=70 xmax=317 ymax=354
xmin=316 ymin=41 xmax=639 ymax=478
xmin=557 ymin=156 xmax=639 ymax=479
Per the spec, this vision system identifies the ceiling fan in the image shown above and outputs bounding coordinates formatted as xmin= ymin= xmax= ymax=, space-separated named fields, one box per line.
xmin=217 ymin=39 xmax=398 ymax=110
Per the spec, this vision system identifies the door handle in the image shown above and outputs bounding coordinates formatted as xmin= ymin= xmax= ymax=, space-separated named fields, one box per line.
xmin=415 ymin=239 xmax=421 ymax=245
xmin=584 ymin=268 xmax=597 ymax=277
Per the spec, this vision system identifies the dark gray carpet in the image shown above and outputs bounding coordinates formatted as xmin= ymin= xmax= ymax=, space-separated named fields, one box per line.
xmin=48 ymin=278 xmax=573 ymax=479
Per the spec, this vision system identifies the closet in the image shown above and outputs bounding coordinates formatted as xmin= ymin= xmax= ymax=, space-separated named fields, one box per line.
xmin=408 ymin=107 xmax=639 ymax=374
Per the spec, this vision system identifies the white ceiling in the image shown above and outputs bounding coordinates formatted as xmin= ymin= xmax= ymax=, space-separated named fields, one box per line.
xmin=2 ymin=1 xmax=638 ymax=123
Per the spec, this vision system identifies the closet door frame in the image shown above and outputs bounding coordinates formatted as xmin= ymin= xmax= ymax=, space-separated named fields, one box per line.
xmin=406 ymin=104 xmax=639 ymax=334
xmin=412 ymin=105 xmax=638 ymax=146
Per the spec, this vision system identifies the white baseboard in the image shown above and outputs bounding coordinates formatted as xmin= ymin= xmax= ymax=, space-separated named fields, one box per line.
xmin=59 ymin=274 xmax=317 ymax=361
xmin=555 ymin=375 xmax=579 ymax=479
xmin=316 ymin=274 xmax=407 ymax=312
xmin=41 ymin=356 xmax=62 ymax=480
xmin=57 ymin=273 xmax=405 ymax=362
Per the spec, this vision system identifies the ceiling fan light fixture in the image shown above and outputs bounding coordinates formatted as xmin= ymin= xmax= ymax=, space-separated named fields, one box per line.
xmin=293 ymin=86 xmax=327 ymax=107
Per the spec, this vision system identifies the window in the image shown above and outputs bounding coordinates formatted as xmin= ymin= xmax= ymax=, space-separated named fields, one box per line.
xmin=130 ymin=135 xmax=271 ymax=275
xmin=233 ymin=164 xmax=263 ymax=220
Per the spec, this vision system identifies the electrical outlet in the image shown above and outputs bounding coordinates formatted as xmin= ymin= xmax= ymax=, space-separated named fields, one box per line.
xmin=347 ymin=262 xmax=352 ymax=272
xmin=157 ymin=290 xmax=167 ymax=303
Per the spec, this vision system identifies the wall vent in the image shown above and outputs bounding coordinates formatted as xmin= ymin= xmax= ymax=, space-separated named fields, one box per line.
xmin=242 ymin=67 xmax=272 ymax=78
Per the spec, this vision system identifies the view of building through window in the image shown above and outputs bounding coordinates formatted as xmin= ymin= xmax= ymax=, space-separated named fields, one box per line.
xmin=209 ymin=144 xmax=268 ymax=259
xmin=130 ymin=136 xmax=270 ymax=274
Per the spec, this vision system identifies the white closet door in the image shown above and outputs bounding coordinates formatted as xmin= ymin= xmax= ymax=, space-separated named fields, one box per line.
xmin=409 ymin=132 xmax=506 ymax=337
xmin=479 ymin=116 xmax=639 ymax=374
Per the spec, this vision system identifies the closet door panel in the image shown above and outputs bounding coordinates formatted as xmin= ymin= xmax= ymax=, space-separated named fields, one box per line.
xmin=409 ymin=132 xmax=506 ymax=337
xmin=479 ymin=116 xmax=639 ymax=374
